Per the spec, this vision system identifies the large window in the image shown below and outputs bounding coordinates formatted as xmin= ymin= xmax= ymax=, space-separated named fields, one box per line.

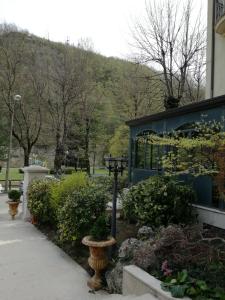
xmin=135 ymin=131 xmax=163 ymax=170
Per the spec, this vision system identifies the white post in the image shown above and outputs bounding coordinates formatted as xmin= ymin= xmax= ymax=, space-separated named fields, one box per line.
xmin=22 ymin=165 xmax=49 ymax=221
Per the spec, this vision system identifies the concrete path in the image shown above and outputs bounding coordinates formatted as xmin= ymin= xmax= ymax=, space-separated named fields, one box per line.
xmin=0 ymin=194 xmax=156 ymax=300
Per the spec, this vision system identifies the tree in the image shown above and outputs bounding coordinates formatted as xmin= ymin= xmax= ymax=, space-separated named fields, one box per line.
xmin=115 ymin=63 xmax=163 ymax=119
xmin=44 ymin=44 xmax=82 ymax=172
xmin=109 ymin=125 xmax=129 ymax=157
xmin=131 ymin=0 xmax=206 ymax=109
xmin=0 ymin=29 xmax=43 ymax=166
xmin=74 ymin=43 xmax=105 ymax=175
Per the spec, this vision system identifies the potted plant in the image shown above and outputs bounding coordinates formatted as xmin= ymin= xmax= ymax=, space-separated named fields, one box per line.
xmin=7 ymin=189 xmax=22 ymax=220
xmin=82 ymin=215 xmax=116 ymax=290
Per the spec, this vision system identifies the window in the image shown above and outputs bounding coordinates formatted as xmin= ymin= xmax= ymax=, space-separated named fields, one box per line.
xmin=135 ymin=131 xmax=163 ymax=170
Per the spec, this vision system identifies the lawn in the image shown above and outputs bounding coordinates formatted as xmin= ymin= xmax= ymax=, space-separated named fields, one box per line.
xmin=0 ymin=167 xmax=108 ymax=181
xmin=0 ymin=168 xmax=23 ymax=181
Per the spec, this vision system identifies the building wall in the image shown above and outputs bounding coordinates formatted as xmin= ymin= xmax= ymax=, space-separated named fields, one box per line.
xmin=128 ymin=104 xmax=225 ymax=209
xmin=206 ymin=0 xmax=225 ymax=98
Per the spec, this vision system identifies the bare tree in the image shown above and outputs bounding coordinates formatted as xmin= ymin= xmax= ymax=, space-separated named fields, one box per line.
xmin=131 ymin=0 xmax=206 ymax=109
xmin=184 ymin=48 xmax=206 ymax=103
xmin=0 ymin=29 xmax=43 ymax=166
xmin=75 ymin=42 xmax=104 ymax=175
xmin=116 ymin=63 xmax=163 ymax=119
xmin=44 ymin=44 xmax=82 ymax=172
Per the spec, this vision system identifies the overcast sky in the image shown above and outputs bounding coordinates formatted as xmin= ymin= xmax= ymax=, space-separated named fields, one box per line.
xmin=0 ymin=0 xmax=207 ymax=59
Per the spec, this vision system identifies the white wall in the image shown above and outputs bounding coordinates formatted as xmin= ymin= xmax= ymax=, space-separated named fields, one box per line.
xmin=206 ymin=0 xmax=225 ymax=98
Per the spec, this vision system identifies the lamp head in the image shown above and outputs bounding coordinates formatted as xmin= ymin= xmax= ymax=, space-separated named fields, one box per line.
xmin=14 ymin=94 xmax=21 ymax=101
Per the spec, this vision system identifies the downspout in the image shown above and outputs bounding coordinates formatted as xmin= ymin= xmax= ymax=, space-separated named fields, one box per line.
xmin=211 ymin=0 xmax=216 ymax=98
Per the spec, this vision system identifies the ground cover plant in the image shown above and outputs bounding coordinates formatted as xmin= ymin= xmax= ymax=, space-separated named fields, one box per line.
xmin=106 ymin=224 xmax=225 ymax=298
xmin=161 ymin=268 xmax=225 ymax=299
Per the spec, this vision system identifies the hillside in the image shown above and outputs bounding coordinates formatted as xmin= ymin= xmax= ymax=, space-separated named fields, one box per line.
xmin=0 ymin=28 xmax=163 ymax=168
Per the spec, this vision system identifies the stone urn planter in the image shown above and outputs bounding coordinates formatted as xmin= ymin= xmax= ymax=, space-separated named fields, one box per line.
xmin=82 ymin=235 xmax=116 ymax=290
xmin=7 ymin=190 xmax=22 ymax=220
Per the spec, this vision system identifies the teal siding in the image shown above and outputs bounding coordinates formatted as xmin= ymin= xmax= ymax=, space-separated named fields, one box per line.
xmin=128 ymin=103 xmax=225 ymax=209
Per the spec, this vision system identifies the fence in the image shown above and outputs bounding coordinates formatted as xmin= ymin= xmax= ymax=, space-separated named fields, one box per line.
xmin=0 ymin=179 xmax=22 ymax=192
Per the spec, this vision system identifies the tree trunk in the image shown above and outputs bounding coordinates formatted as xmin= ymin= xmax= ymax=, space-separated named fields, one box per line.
xmin=85 ymin=118 xmax=90 ymax=176
xmin=54 ymin=131 xmax=64 ymax=173
xmin=23 ymin=148 xmax=31 ymax=167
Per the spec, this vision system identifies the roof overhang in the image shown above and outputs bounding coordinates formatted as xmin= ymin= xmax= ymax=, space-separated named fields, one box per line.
xmin=126 ymin=95 xmax=225 ymax=127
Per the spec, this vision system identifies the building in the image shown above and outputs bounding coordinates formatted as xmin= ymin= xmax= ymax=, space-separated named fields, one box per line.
xmin=126 ymin=0 xmax=225 ymax=229
xmin=206 ymin=0 xmax=225 ymax=98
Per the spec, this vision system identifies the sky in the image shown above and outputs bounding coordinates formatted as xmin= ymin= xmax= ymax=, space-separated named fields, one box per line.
xmin=0 ymin=0 xmax=207 ymax=59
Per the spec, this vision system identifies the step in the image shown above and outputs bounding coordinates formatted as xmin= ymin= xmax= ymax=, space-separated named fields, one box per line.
xmin=92 ymin=293 xmax=157 ymax=300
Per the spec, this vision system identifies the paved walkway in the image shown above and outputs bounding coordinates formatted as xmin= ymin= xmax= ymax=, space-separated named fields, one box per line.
xmin=0 ymin=194 xmax=155 ymax=300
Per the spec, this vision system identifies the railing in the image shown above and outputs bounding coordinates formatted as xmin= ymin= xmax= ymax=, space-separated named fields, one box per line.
xmin=216 ymin=0 xmax=225 ymax=23
xmin=0 ymin=179 xmax=22 ymax=192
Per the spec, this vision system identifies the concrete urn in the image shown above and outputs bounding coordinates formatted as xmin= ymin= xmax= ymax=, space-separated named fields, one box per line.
xmin=82 ymin=235 xmax=116 ymax=290
xmin=7 ymin=201 xmax=22 ymax=220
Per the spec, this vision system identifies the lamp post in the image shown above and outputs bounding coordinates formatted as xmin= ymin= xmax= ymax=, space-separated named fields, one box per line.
xmin=104 ymin=155 xmax=128 ymax=239
xmin=5 ymin=94 xmax=21 ymax=192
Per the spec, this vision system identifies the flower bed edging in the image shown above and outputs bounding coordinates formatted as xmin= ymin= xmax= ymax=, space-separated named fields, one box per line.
xmin=123 ymin=265 xmax=191 ymax=300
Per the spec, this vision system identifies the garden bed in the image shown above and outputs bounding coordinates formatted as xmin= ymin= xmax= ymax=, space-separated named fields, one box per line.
xmin=37 ymin=218 xmax=138 ymax=274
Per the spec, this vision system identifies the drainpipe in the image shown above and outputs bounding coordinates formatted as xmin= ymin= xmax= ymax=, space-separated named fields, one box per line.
xmin=211 ymin=0 xmax=216 ymax=98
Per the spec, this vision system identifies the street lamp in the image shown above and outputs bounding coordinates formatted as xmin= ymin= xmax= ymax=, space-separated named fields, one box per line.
xmin=104 ymin=155 xmax=128 ymax=239
xmin=5 ymin=94 xmax=21 ymax=192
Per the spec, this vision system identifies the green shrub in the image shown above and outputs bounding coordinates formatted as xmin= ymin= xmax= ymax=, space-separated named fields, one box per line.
xmin=27 ymin=179 xmax=55 ymax=224
xmin=50 ymin=172 xmax=88 ymax=211
xmin=89 ymin=214 xmax=110 ymax=241
xmin=92 ymin=172 xmax=128 ymax=194
xmin=63 ymin=167 xmax=75 ymax=175
xmin=49 ymin=168 xmax=55 ymax=175
xmin=123 ymin=176 xmax=196 ymax=227
xmin=8 ymin=189 xmax=21 ymax=201
xmin=18 ymin=168 xmax=24 ymax=174
xmin=57 ymin=183 xmax=108 ymax=243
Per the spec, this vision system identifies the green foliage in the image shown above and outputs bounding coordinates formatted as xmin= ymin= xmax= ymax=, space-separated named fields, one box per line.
xmin=92 ymin=172 xmax=129 ymax=194
xmin=148 ymin=120 xmax=225 ymax=178
xmin=109 ymin=125 xmax=129 ymax=157
xmin=27 ymin=179 xmax=55 ymax=224
xmin=8 ymin=189 xmax=21 ymax=201
xmin=50 ymin=172 xmax=88 ymax=212
xmin=123 ymin=176 xmax=196 ymax=227
xmin=57 ymin=183 xmax=108 ymax=243
xmin=63 ymin=167 xmax=75 ymax=175
xmin=89 ymin=214 xmax=110 ymax=241
xmin=161 ymin=269 xmax=225 ymax=299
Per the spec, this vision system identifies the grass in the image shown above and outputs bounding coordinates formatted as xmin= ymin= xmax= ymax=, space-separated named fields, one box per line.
xmin=0 ymin=167 xmax=108 ymax=181
xmin=0 ymin=168 xmax=23 ymax=181
xmin=91 ymin=167 xmax=108 ymax=175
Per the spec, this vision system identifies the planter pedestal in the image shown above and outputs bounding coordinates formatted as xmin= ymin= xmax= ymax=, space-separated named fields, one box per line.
xmin=82 ymin=236 xmax=116 ymax=290
xmin=7 ymin=201 xmax=21 ymax=220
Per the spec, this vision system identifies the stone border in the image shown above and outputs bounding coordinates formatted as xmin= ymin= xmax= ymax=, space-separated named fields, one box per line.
xmin=193 ymin=204 xmax=225 ymax=230
xmin=123 ymin=265 xmax=190 ymax=300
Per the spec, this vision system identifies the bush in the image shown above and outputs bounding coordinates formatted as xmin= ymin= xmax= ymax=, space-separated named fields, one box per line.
xmin=63 ymin=167 xmax=75 ymax=175
xmin=27 ymin=179 xmax=55 ymax=225
xmin=49 ymin=168 xmax=55 ymax=175
xmin=18 ymin=168 xmax=24 ymax=174
xmin=50 ymin=172 xmax=88 ymax=211
xmin=89 ymin=214 xmax=110 ymax=241
xmin=8 ymin=189 xmax=21 ymax=201
xmin=92 ymin=172 xmax=128 ymax=194
xmin=123 ymin=176 xmax=196 ymax=227
xmin=57 ymin=183 xmax=108 ymax=243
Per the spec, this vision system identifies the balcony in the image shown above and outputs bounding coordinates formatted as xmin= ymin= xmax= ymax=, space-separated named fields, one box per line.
xmin=215 ymin=0 xmax=225 ymax=35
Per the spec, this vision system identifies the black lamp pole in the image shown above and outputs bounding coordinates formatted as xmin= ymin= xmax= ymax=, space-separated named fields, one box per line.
xmin=105 ymin=155 xmax=128 ymax=239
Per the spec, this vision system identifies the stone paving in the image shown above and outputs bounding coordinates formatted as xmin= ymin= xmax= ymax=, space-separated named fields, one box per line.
xmin=0 ymin=194 xmax=155 ymax=300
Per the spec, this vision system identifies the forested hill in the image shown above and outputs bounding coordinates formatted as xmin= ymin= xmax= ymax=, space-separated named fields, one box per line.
xmin=0 ymin=27 xmax=163 ymax=168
